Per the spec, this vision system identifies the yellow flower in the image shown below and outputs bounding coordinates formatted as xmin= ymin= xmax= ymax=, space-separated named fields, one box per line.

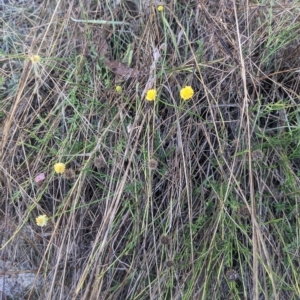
xmin=180 ymin=86 xmax=194 ymax=101
xmin=146 ymin=89 xmax=157 ymax=101
xmin=54 ymin=162 xmax=66 ymax=174
xmin=157 ymin=5 xmax=164 ymax=11
xmin=36 ymin=215 xmax=49 ymax=227
xmin=116 ymin=85 xmax=122 ymax=93
xmin=30 ymin=55 xmax=41 ymax=63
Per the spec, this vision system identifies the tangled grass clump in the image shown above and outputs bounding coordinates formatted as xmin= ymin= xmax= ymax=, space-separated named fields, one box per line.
xmin=1 ymin=0 xmax=300 ymax=299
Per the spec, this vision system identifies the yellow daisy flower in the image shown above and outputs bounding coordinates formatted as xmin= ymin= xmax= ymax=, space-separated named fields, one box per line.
xmin=36 ymin=215 xmax=49 ymax=227
xmin=30 ymin=55 xmax=41 ymax=63
xmin=54 ymin=162 xmax=66 ymax=174
xmin=180 ymin=86 xmax=194 ymax=101
xmin=116 ymin=85 xmax=122 ymax=93
xmin=157 ymin=5 xmax=164 ymax=11
xmin=146 ymin=89 xmax=157 ymax=101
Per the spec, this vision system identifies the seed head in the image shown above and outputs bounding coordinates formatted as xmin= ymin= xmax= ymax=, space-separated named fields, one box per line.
xmin=148 ymin=159 xmax=158 ymax=170
xmin=64 ymin=168 xmax=75 ymax=180
xmin=252 ymin=149 xmax=263 ymax=161
xmin=94 ymin=156 xmax=106 ymax=169
xmin=165 ymin=260 xmax=174 ymax=268
xmin=237 ymin=205 xmax=250 ymax=218
xmin=226 ymin=269 xmax=240 ymax=281
xmin=160 ymin=235 xmax=171 ymax=245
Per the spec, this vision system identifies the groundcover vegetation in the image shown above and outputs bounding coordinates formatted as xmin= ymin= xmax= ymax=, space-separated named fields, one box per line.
xmin=1 ymin=0 xmax=300 ymax=299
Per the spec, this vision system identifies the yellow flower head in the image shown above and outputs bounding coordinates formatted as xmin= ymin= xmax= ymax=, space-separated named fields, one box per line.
xmin=116 ymin=85 xmax=122 ymax=93
xmin=54 ymin=162 xmax=66 ymax=174
xmin=36 ymin=215 xmax=49 ymax=227
xmin=180 ymin=86 xmax=194 ymax=101
xmin=30 ymin=55 xmax=41 ymax=63
xmin=157 ymin=5 xmax=164 ymax=11
xmin=146 ymin=89 xmax=157 ymax=101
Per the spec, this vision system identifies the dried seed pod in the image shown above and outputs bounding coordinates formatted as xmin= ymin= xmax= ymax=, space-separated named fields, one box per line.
xmin=160 ymin=235 xmax=171 ymax=245
xmin=165 ymin=260 xmax=174 ymax=268
xmin=251 ymin=149 xmax=263 ymax=161
xmin=64 ymin=168 xmax=75 ymax=180
xmin=149 ymin=159 xmax=158 ymax=170
xmin=226 ymin=269 xmax=240 ymax=281
xmin=237 ymin=205 xmax=250 ymax=219
xmin=94 ymin=156 xmax=106 ymax=169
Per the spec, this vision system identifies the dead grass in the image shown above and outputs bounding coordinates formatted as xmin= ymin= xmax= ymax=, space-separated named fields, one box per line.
xmin=1 ymin=0 xmax=300 ymax=299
